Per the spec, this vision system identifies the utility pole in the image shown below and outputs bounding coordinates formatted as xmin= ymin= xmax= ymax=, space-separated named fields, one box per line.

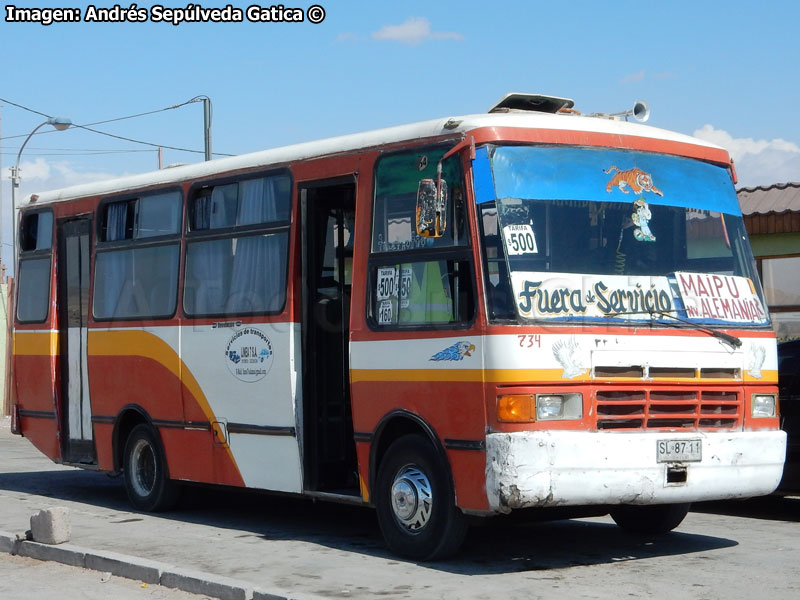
xmin=203 ymin=97 xmax=212 ymax=161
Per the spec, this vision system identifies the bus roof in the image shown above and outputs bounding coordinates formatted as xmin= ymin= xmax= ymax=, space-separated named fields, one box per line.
xmin=25 ymin=111 xmax=725 ymax=206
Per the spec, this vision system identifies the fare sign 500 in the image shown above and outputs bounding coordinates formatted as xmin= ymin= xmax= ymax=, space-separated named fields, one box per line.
xmin=503 ymin=224 xmax=538 ymax=255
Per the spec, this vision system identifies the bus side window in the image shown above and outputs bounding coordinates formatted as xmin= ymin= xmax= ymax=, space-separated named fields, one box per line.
xmin=369 ymin=148 xmax=474 ymax=329
xmin=479 ymin=204 xmax=515 ymax=320
xmin=184 ymin=172 xmax=291 ymax=317
xmin=17 ymin=210 xmax=54 ymax=323
xmin=372 ymin=149 xmax=467 ymax=253
xmin=93 ymin=190 xmax=182 ymax=321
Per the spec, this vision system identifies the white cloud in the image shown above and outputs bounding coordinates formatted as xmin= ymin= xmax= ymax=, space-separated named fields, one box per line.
xmin=11 ymin=157 xmax=119 ymax=200
xmin=372 ymin=17 xmax=464 ymax=45
xmin=693 ymin=125 xmax=800 ymax=188
xmin=621 ymin=70 xmax=646 ymax=84
xmin=334 ymin=31 xmax=358 ymax=43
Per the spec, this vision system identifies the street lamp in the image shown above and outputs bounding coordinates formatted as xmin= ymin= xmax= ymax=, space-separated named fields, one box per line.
xmin=9 ymin=116 xmax=71 ymax=267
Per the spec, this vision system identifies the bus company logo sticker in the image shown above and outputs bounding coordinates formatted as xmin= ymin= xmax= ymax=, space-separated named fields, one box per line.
xmin=552 ymin=337 xmax=587 ymax=379
xmin=225 ymin=327 xmax=274 ymax=383
xmin=430 ymin=341 xmax=476 ymax=361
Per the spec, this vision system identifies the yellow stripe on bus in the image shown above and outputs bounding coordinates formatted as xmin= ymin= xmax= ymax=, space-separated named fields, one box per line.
xmin=350 ymin=369 xmax=483 ymax=383
xmin=87 ymin=331 xmax=239 ymax=469
xmin=350 ymin=368 xmax=590 ymax=383
xmin=744 ymin=370 xmax=778 ymax=383
xmin=13 ymin=331 xmax=59 ymax=356
xmin=14 ymin=328 xmax=243 ymax=475
xmin=350 ymin=368 xmax=777 ymax=385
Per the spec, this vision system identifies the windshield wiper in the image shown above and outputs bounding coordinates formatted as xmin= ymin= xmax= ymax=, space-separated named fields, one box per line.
xmin=607 ymin=309 xmax=742 ymax=348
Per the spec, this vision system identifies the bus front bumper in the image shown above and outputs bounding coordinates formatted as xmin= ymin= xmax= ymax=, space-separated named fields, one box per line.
xmin=485 ymin=429 xmax=787 ymax=513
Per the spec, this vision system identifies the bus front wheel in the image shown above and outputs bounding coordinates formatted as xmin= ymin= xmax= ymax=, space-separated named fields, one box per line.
xmin=123 ymin=424 xmax=180 ymax=512
xmin=609 ymin=502 xmax=691 ymax=534
xmin=375 ymin=435 xmax=467 ymax=560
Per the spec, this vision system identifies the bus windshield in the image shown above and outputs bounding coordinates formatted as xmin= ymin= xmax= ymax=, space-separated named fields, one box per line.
xmin=474 ymin=144 xmax=769 ymax=327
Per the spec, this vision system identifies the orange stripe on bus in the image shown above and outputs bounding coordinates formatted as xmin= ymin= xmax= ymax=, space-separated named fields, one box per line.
xmin=13 ymin=331 xmax=59 ymax=356
xmin=87 ymin=330 xmax=240 ymax=469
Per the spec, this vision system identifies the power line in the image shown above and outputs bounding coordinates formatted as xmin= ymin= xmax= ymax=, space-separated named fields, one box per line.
xmin=1 ymin=148 xmax=156 ymax=155
xmin=1 ymin=150 xmax=157 ymax=157
xmin=71 ymin=122 xmax=234 ymax=156
xmin=0 ymin=96 xmax=50 ymax=120
xmin=0 ymin=96 xmax=234 ymax=157
xmin=0 ymin=95 xmax=198 ymax=140
xmin=5 ymin=146 xmax=154 ymax=152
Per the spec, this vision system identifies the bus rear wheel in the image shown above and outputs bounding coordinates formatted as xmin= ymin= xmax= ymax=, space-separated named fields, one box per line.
xmin=375 ymin=435 xmax=468 ymax=561
xmin=610 ymin=502 xmax=691 ymax=534
xmin=123 ymin=424 xmax=180 ymax=512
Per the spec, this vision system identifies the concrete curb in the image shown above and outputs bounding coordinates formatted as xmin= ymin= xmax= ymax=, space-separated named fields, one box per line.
xmin=0 ymin=530 xmax=291 ymax=600
xmin=161 ymin=568 xmax=252 ymax=600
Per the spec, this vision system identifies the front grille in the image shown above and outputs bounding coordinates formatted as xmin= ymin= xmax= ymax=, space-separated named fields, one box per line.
xmin=596 ymin=388 xmax=741 ymax=431
xmin=592 ymin=365 xmax=741 ymax=381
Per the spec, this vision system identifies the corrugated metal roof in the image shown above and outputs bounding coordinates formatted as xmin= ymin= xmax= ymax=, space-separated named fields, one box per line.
xmin=737 ymin=181 xmax=800 ymax=215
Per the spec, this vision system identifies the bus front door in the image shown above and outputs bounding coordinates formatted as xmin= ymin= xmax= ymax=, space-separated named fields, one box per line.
xmin=300 ymin=179 xmax=358 ymax=495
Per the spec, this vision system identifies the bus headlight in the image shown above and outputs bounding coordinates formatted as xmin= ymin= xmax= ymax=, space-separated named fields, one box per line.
xmin=752 ymin=394 xmax=777 ymax=418
xmin=536 ymin=394 xmax=583 ymax=421
xmin=497 ymin=393 xmax=583 ymax=422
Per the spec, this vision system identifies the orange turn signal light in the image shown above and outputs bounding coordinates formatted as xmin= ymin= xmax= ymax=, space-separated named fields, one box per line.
xmin=497 ymin=394 xmax=535 ymax=422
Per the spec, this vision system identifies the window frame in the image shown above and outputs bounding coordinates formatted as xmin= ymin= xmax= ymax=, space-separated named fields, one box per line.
xmin=370 ymin=143 xmax=470 ymax=255
xmin=16 ymin=208 xmax=55 ymax=324
xmin=367 ymin=145 xmax=476 ymax=331
xmin=757 ymin=253 xmax=800 ymax=312
xmin=183 ymin=168 xmax=293 ymax=319
xmin=93 ymin=187 xmax=184 ymax=322
xmin=477 ymin=201 xmax=518 ymax=323
xmin=19 ymin=208 xmax=55 ymax=253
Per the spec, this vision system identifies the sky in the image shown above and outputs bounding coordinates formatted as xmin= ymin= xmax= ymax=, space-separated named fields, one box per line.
xmin=1 ymin=0 xmax=799 ymax=269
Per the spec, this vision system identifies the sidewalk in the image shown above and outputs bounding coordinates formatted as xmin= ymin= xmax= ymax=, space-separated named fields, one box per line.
xmin=0 ymin=417 xmax=389 ymax=600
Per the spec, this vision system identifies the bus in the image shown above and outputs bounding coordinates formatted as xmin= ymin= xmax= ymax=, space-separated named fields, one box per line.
xmin=9 ymin=93 xmax=786 ymax=560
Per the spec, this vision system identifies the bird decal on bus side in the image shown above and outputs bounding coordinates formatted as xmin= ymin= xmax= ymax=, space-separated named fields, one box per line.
xmin=430 ymin=341 xmax=476 ymax=361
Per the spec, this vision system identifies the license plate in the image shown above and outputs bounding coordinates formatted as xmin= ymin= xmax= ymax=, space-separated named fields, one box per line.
xmin=657 ymin=439 xmax=702 ymax=463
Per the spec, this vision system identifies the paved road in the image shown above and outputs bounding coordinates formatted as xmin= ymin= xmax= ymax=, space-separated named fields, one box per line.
xmin=1 ymin=417 xmax=799 ymax=599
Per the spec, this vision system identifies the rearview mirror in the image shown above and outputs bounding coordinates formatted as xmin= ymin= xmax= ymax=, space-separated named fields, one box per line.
xmin=415 ymin=177 xmax=448 ymax=238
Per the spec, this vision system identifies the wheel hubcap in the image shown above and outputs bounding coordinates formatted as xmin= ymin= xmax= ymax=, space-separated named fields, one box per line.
xmin=390 ymin=466 xmax=432 ymax=532
xmin=130 ymin=439 xmax=156 ymax=498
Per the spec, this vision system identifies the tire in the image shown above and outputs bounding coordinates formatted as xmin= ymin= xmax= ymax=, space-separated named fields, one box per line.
xmin=123 ymin=424 xmax=181 ymax=512
xmin=375 ymin=435 xmax=468 ymax=560
xmin=610 ymin=502 xmax=691 ymax=534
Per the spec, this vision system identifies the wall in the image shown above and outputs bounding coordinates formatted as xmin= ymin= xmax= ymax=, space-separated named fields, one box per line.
xmin=0 ymin=280 xmax=8 ymax=416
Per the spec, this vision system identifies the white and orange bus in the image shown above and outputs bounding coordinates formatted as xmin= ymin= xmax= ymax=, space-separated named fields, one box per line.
xmin=10 ymin=94 xmax=786 ymax=559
